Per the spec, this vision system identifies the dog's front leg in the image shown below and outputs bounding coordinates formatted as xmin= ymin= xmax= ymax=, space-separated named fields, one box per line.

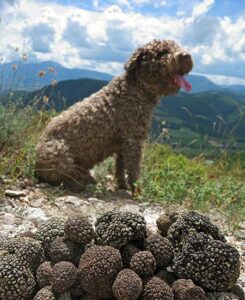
xmin=115 ymin=152 xmax=127 ymax=189
xmin=123 ymin=139 xmax=143 ymax=195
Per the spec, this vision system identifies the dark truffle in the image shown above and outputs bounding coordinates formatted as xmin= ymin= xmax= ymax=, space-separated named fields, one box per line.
xmin=0 ymin=254 xmax=36 ymax=300
xmin=34 ymin=286 xmax=55 ymax=300
xmin=0 ymin=237 xmax=45 ymax=271
xmin=64 ymin=214 xmax=94 ymax=244
xmin=113 ymin=269 xmax=143 ymax=300
xmin=156 ymin=209 xmax=182 ymax=237
xmin=172 ymin=279 xmax=206 ymax=300
xmin=141 ymin=277 xmax=174 ymax=300
xmin=35 ymin=217 xmax=65 ymax=255
xmin=78 ymin=245 xmax=123 ymax=298
xmin=145 ymin=234 xmax=173 ymax=268
xmin=51 ymin=261 xmax=77 ymax=293
xmin=36 ymin=261 xmax=53 ymax=288
xmin=95 ymin=211 xmax=146 ymax=248
xmin=130 ymin=251 xmax=156 ymax=277
xmin=167 ymin=211 xmax=226 ymax=252
xmin=49 ymin=237 xmax=75 ymax=263
xmin=172 ymin=232 xmax=240 ymax=291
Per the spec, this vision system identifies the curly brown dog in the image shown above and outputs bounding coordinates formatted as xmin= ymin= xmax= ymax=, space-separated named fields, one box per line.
xmin=36 ymin=39 xmax=193 ymax=193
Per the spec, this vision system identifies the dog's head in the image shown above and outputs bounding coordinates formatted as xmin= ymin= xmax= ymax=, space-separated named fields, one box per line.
xmin=125 ymin=39 xmax=193 ymax=97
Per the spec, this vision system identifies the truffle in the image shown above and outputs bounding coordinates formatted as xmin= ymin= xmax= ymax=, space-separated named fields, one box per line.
xmin=156 ymin=209 xmax=182 ymax=237
xmin=167 ymin=211 xmax=226 ymax=252
xmin=78 ymin=245 xmax=123 ymax=298
xmin=172 ymin=279 xmax=206 ymax=300
xmin=95 ymin=211 xmax=146 ymax=248
xmin=49 ymin=237 xmax=75 ymax=263
xmin=36 ymin=261 xmax=53 ymax=288
xmin=64 ymin=215 xmax=94 ymax=244
xmin=172 ymin=232 xmax=240 ymax=291
xmin=130 ymin=251 xmax=156 ymax=277
xmin=112 ymin=269 xmax=143 ymax=300
xmin=0 ymin=254 xmax=36 ymax=300
xmin=0 ymin=237 xmax=45 ymax=271
xmin=141 ymin=277 xmax=174 ymax=300
xmin=35 ymin=217 xmax=65 ymax=255
xmin=51 ymin=261 xmax=77 ymax=293
xmin=34 ymin=286 xmax=55 ymax=300
xmin=145 ymin=234 xmax=173 ymax=268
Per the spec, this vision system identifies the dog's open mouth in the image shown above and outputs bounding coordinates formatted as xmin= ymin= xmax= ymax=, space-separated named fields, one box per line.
xmin=173 ymin=74 xmax=192 ymax=92
xmin=164 ymin=74 xmax=192 ymax=92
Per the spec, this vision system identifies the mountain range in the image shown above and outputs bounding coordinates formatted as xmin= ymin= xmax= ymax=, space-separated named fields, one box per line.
xmin=0 ymin=60 xmax=245 ymax=95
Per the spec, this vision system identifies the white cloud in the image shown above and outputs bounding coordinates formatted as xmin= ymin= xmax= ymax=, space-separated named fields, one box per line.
xmin=191 ymin=0 xmax=214 ymax=19
xmin=197 ymin=73 xmax=245 ymax=86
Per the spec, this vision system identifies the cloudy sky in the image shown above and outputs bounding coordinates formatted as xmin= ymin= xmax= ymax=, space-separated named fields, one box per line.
xmin=0 ymin=0 xmax=245 ymax=84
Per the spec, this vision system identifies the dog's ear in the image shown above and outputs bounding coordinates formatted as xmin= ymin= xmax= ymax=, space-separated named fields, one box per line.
xmin=124 ymin=47 xmax=145 ymax=80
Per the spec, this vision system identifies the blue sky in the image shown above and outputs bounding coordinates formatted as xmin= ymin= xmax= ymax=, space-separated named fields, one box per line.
xmin=0 ymin=0 xmax=245 ymax=85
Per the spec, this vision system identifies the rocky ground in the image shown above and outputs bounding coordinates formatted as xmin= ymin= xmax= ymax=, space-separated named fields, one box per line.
xmin=0 ymin=178 xmax=244 ymax=292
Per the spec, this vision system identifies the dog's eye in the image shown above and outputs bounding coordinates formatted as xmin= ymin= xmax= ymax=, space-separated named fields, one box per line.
xmin=156 ymin=50 xmax=169 ymax=59
xmin=162 ymin=50 xmax=169 ymax=55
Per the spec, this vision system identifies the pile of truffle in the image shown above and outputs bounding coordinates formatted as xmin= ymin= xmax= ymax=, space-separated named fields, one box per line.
xmin=0 ymin=210 xmax=242 ymax=300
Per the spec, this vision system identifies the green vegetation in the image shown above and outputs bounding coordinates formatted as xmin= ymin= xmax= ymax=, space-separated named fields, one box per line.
xmin=94 ymin=145 xmax=244 ymax=231
xmin=0 ymin=103 xmax=55 ymax=179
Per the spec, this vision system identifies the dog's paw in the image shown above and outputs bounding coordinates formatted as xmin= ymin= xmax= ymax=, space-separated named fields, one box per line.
xmin=131 ymin=183 xmax=142 ymax=197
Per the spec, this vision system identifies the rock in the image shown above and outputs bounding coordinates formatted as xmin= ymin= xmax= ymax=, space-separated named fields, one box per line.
xmin=120 ymin=204 xmax=140 ymax=214
xmin=26 ymin=207 xmax=47 ymax=226
xmin=88 ymin=197 xmax=105 ymax=204
xmin=5 ymin=189 xmax=27 ymax=197
xmin=3 ymin=213 xmax=15 ymax=225
xmin=30 ymin=198 xmax=45 ymax=208
xmin=64 ymin=196 xmax=82 ymax=207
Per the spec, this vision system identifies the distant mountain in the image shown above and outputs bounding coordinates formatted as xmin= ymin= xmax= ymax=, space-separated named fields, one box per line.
xmin=0 ymin=61 xmax=113 ymax=91
xmin=187 ymin=74 xmax=220 ymax=93
xmin=22 ymin=78 xmax=107 ymax=111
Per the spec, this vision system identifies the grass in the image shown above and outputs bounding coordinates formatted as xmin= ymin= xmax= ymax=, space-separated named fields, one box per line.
xmin=93 ymin=144 xmax=244 ymax=231
xmin=138 ymin=144 xmax=244 ymax=229
xmin=0 ymin=102 xmax=244 ymax=231
xmin=0 ymin=102 xmax=55 ymax=180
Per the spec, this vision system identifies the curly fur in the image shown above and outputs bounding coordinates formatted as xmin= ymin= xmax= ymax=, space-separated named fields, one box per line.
xmin=36 ymin=39 xmax=193 ymax=192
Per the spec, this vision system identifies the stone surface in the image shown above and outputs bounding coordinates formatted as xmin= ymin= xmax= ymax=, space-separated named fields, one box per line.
xmin=5 ymin=189 xmax=27 ymax=197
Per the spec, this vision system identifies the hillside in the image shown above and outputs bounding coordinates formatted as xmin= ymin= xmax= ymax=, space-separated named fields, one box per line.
xmin=22 ymin=78 xmax=108 ymax=111
xmin=152 ymin=91 xmax=245 ymax=151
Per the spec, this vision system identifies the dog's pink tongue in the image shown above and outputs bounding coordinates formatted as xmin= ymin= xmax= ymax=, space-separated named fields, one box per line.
xmin=174 ymin=75 xmax=192 ymax=92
